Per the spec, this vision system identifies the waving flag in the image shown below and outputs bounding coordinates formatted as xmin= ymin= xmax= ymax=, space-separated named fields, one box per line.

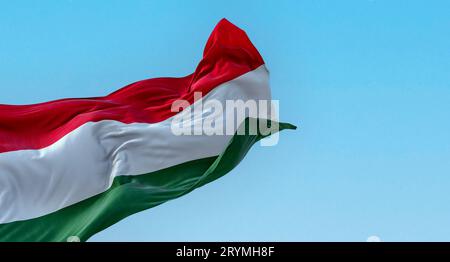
xmin=0 ymin=19 xmax=295 ymax=242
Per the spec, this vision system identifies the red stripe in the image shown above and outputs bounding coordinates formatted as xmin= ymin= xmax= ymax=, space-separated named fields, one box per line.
xmin=0 ymin=19 xmax=264 ymax=153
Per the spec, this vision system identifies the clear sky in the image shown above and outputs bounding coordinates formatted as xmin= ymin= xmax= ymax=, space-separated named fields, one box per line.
xmin=0 ymin=0 xmax=449 ymax=241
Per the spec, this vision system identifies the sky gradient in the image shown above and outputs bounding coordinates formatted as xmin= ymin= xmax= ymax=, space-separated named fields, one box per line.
xmin=0 ymin=0 xmax=449 ymax=241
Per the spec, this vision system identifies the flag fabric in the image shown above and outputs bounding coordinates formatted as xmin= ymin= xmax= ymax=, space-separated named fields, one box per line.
xmin=0 ymin=19 xmax=295 ymax=242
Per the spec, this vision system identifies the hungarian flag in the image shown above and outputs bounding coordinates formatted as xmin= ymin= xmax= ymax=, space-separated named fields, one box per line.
xmin=0 ymin=19 xmax=295 ymax=242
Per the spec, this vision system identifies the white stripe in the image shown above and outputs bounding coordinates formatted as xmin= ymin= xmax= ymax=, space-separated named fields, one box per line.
xmin=0 ymin=65 xmax=270 ymax=224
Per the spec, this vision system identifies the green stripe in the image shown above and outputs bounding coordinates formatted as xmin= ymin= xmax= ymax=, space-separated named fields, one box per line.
xmin=0 ymin=119 xmax=296 ymax=242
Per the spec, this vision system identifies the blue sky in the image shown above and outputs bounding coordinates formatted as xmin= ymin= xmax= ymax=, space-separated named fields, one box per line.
xmin=1 ymin=0 xmax=449 ymax=241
